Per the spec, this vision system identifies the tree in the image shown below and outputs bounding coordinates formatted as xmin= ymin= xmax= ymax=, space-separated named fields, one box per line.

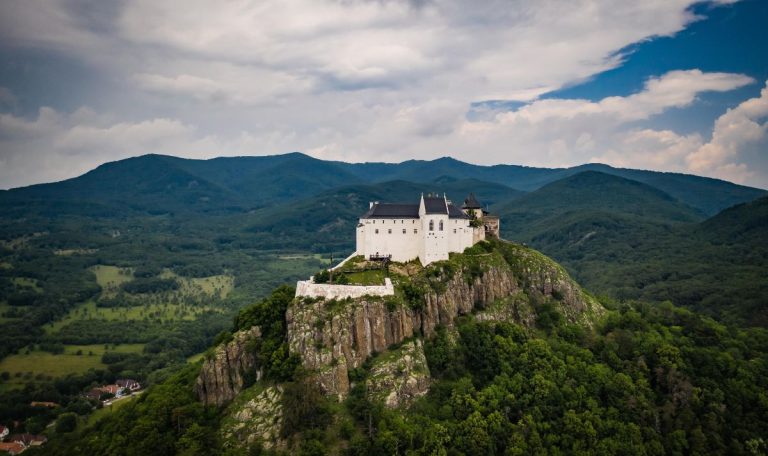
xmin=56 ymin=412 xmax=78 ymax=433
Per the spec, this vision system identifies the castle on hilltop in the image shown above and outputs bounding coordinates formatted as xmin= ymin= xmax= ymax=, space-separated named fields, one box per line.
xmin=355 ymin=193 xmax=500 ymax=266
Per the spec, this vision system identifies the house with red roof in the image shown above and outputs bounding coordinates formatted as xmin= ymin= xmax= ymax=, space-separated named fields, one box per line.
xmin=0 ymin=441 xmax=25 ymax=455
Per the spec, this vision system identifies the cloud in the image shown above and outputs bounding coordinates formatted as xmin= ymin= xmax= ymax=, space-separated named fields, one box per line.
xmin=0 ymin=108 xmax=294 ymax=189
xmin=1 ymin=71 xmax=763 ymax=190
xmin=686 ymin=80 xmax=768 ymax=183
xmin=2 ymin=0 xmax=765 ymax=189
xmin=0 ymin=0 xmax=735 ymax=103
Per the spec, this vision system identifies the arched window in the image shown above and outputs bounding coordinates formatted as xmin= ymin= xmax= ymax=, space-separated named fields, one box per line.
xmin=429 ymin=220 xmax=434 ymax=231
xmin=439 ymin=220 xmax=444 ymax=231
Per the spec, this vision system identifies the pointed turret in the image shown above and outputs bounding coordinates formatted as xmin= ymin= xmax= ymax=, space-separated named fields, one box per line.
xmin=462 ymin=192 xmax=482 ymax=210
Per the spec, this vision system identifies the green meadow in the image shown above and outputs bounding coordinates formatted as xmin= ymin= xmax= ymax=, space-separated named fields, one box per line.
xmin=86 ymin=393 xmax=141 ymax=426
xmin=91 ymin=265 xmax=134 ymax=293
xmin=0 ymin=344 xmax=144 ymax=388
xmin=44 ymin=300 xmax=222 ymax=333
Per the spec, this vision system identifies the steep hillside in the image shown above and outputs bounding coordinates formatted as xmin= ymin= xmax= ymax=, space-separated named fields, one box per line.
xmin=497 ymin=171 xmax=705 ymax=241
xmin=506 ymin=186 xmax=768 ymax=326
xmin=46 ymin=240 xmax=768 ymax=455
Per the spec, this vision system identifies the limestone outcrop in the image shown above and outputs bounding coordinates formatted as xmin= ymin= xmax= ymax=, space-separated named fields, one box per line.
xmin=367 ymin=340 xmax=431 ymax=409
xmin=220 ymin=385 xmax=285 ymax=452
xmin=286 ymin=242 xmax=604 ymax=400
xmin=195 ymin=326 xmax=262 ymax=407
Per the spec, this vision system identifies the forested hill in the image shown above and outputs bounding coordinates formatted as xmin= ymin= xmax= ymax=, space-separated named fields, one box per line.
xmin=497 ymin=172 xmax=768 ymax=326
xmin=45 ymin=241 xmax=768 ymax=455
xmin=496 ymin=171 xmax=707 ymax=240
xmin=2 ymin=153 xmax=764 ymax=216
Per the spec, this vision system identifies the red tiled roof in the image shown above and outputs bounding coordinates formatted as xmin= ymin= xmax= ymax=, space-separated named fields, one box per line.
xmin=0 ymin=441 xmax=25 ymax=455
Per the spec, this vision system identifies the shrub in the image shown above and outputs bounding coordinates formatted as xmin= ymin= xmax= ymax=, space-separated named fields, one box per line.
xmin=314 ymin=270 xmax=330 ymax=284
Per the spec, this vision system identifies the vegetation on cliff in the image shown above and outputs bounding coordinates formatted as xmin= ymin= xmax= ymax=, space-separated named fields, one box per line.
xmin=45 ymin=241 xmax=768 ymax=455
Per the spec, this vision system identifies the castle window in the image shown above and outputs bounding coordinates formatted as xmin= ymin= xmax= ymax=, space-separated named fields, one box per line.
xmin=402 ymin=229 xmax=406 ymax=234
xmin=414 ymin=229 xmax=418 ymax=234
xmin=388 ymin=229 xmax=392 ymax=234
xmin=429 ymin=220 xmax=434 ymax=231
xmin=439 ymin=220 xmax=444 ymax=231
xmin=453 ymin=229 xmax=456 ymax=234
xmin=375 ymin=229 xmax=379 ymax=234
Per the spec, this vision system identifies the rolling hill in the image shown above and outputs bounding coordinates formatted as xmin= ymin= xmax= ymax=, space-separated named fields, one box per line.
xmin=495 ymin=171 xmax=706 ymax=241
xmin=494 ymin=172 xmax=768 ymax=325
xmin=1 ymin=153 xmax=763 ymax=218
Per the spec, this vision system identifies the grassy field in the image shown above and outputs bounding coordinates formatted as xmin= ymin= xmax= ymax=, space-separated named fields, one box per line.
xmin=344 ymin=269 xmax=386 ymax=285
xmin=44 ymin=300 xmax=222 ymax=333
xmin=54 ymin=248 xmax=98 ymax=256
xmin=91 ymin=265 xmax=134 ymax=294
xmin=0 ymin=303 xmax=30 ymax=323
xmin=12 ymin=276 xmax=42 ymax=292
xmin=86 ymin=393 xmax=141 ymax=426
xmin=0 ymin=344 xmax=144 ymax=387
xmin=176 ymin=273 xmax=234 ymax=299
xmin=93 ymin=264 xmax=234 ymax=299
xmin=278 ymin=253 xmax=331 ymax=263
xmin=186 ymin=352 xmax=205 ymax=364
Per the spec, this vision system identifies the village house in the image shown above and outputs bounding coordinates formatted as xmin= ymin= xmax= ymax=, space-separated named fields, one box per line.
xmin=5 ymin=434 xmax=47 ymax=452
xmin=0 ymin=442 xmax=25 ymax=455
xmin=85 ymin=383 xmax=129 ymax=402
xmin=29 ymin=401 xmax=58 ymax=409
xmin=116 ymin=379 xmax=141 ymax=391
xmin=355 ymin=193 xmax=500 ymax=265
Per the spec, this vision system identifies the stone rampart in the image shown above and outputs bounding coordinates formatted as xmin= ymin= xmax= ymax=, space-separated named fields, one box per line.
xmin=295 ymin=278 xmax=394 ymax=299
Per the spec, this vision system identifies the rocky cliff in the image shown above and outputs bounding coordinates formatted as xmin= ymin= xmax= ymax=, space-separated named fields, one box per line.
xmin=286 ymin=242 xmax=602 ymax=400
xmin=195 ymin=326 xmax=262 ymax=407
xmin=366 ymin=339 xmax=431 ymax=409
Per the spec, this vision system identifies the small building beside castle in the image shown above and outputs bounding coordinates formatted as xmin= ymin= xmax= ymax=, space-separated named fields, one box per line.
xmin=355 ymin=193 xmax=500 ymax=265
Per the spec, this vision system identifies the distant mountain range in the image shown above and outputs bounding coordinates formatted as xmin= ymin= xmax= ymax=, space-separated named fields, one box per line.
xmin=1 ymin=152 xmax=767 ymax=325
xmin=2 ymin=153 xmax=764 ymax=217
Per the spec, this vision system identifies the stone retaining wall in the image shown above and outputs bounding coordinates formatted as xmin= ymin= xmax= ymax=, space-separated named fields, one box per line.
xmin=295 ymin=278 xmax=394 ymax=299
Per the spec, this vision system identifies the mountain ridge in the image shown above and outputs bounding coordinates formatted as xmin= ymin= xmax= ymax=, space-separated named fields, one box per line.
xmin=2 ymin=152 xmax=764 ymax=216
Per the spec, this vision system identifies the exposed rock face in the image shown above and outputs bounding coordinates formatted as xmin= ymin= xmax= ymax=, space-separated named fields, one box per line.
xmin=503 ymin=245 xmax=604 ymax=325
xmin=286 ymin=264 xmax=519 ymax=399
xmin=220 ymin=385 xmax=285 ymax=452
xmin=195 ymin=326 xmax=262 ymax=407
xmin=287 ymin=246 xmax=603 ymax=400
xmin=420 ymin=265 xmax=519 ymax=336
xmin=367 ymin=340 xmax=431 ymax=409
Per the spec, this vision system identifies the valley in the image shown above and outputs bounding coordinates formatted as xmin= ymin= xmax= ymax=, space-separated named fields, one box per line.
xmin=0 ymin=153 xmax=766 ymax=453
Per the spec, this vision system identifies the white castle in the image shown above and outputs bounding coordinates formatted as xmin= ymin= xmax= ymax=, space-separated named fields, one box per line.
xmin=355 ymin=193 xmax=500 ymax=266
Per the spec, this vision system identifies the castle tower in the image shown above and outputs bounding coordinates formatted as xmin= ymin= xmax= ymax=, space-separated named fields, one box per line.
xmin=461 ymin=192 xmax=483 ymax=219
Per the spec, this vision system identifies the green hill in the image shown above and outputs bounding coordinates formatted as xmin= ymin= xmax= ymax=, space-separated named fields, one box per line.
xmin=2 ymin=153 xmax=763 ymax=218
xmin=246 ymin=177 xmax=523 ymax=252
xmin=499 ymin=173 xmax=768 ymax=326
xmin=336 ymin=158 xmax=764 ymax=215
xmin=42 ymin=241 xmax=768 ymax=455
xmin=497 ymin=170 xmax=705 ymax=241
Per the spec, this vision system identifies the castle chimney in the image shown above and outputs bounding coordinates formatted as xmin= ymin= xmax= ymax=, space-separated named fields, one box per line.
xmin=369 ymin=201 xmax=374 ymax=209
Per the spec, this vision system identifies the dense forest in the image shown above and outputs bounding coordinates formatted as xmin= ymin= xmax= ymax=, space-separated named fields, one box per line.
xmin=44 ymin=284 xmax=768 ymax=455
xmin=1 ymin=153 xmax=767 ymax=453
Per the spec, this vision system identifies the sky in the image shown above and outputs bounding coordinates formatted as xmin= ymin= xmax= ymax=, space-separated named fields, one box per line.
xmin=0 ymin=0 xmax=767 ymax=190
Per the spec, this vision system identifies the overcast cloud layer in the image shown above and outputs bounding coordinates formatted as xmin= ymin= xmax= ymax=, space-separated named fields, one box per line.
xmin=0 ymin=0 xmax=766 ymax=189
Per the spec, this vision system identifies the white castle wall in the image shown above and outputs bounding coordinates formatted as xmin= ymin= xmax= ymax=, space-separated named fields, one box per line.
xmin=358 ymin=218 xmax=421 ymax=263
xmin=295 ymin=277 xmax=395 ymax=299
xmin=421 ymin=214 xmax=449 ymax=265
